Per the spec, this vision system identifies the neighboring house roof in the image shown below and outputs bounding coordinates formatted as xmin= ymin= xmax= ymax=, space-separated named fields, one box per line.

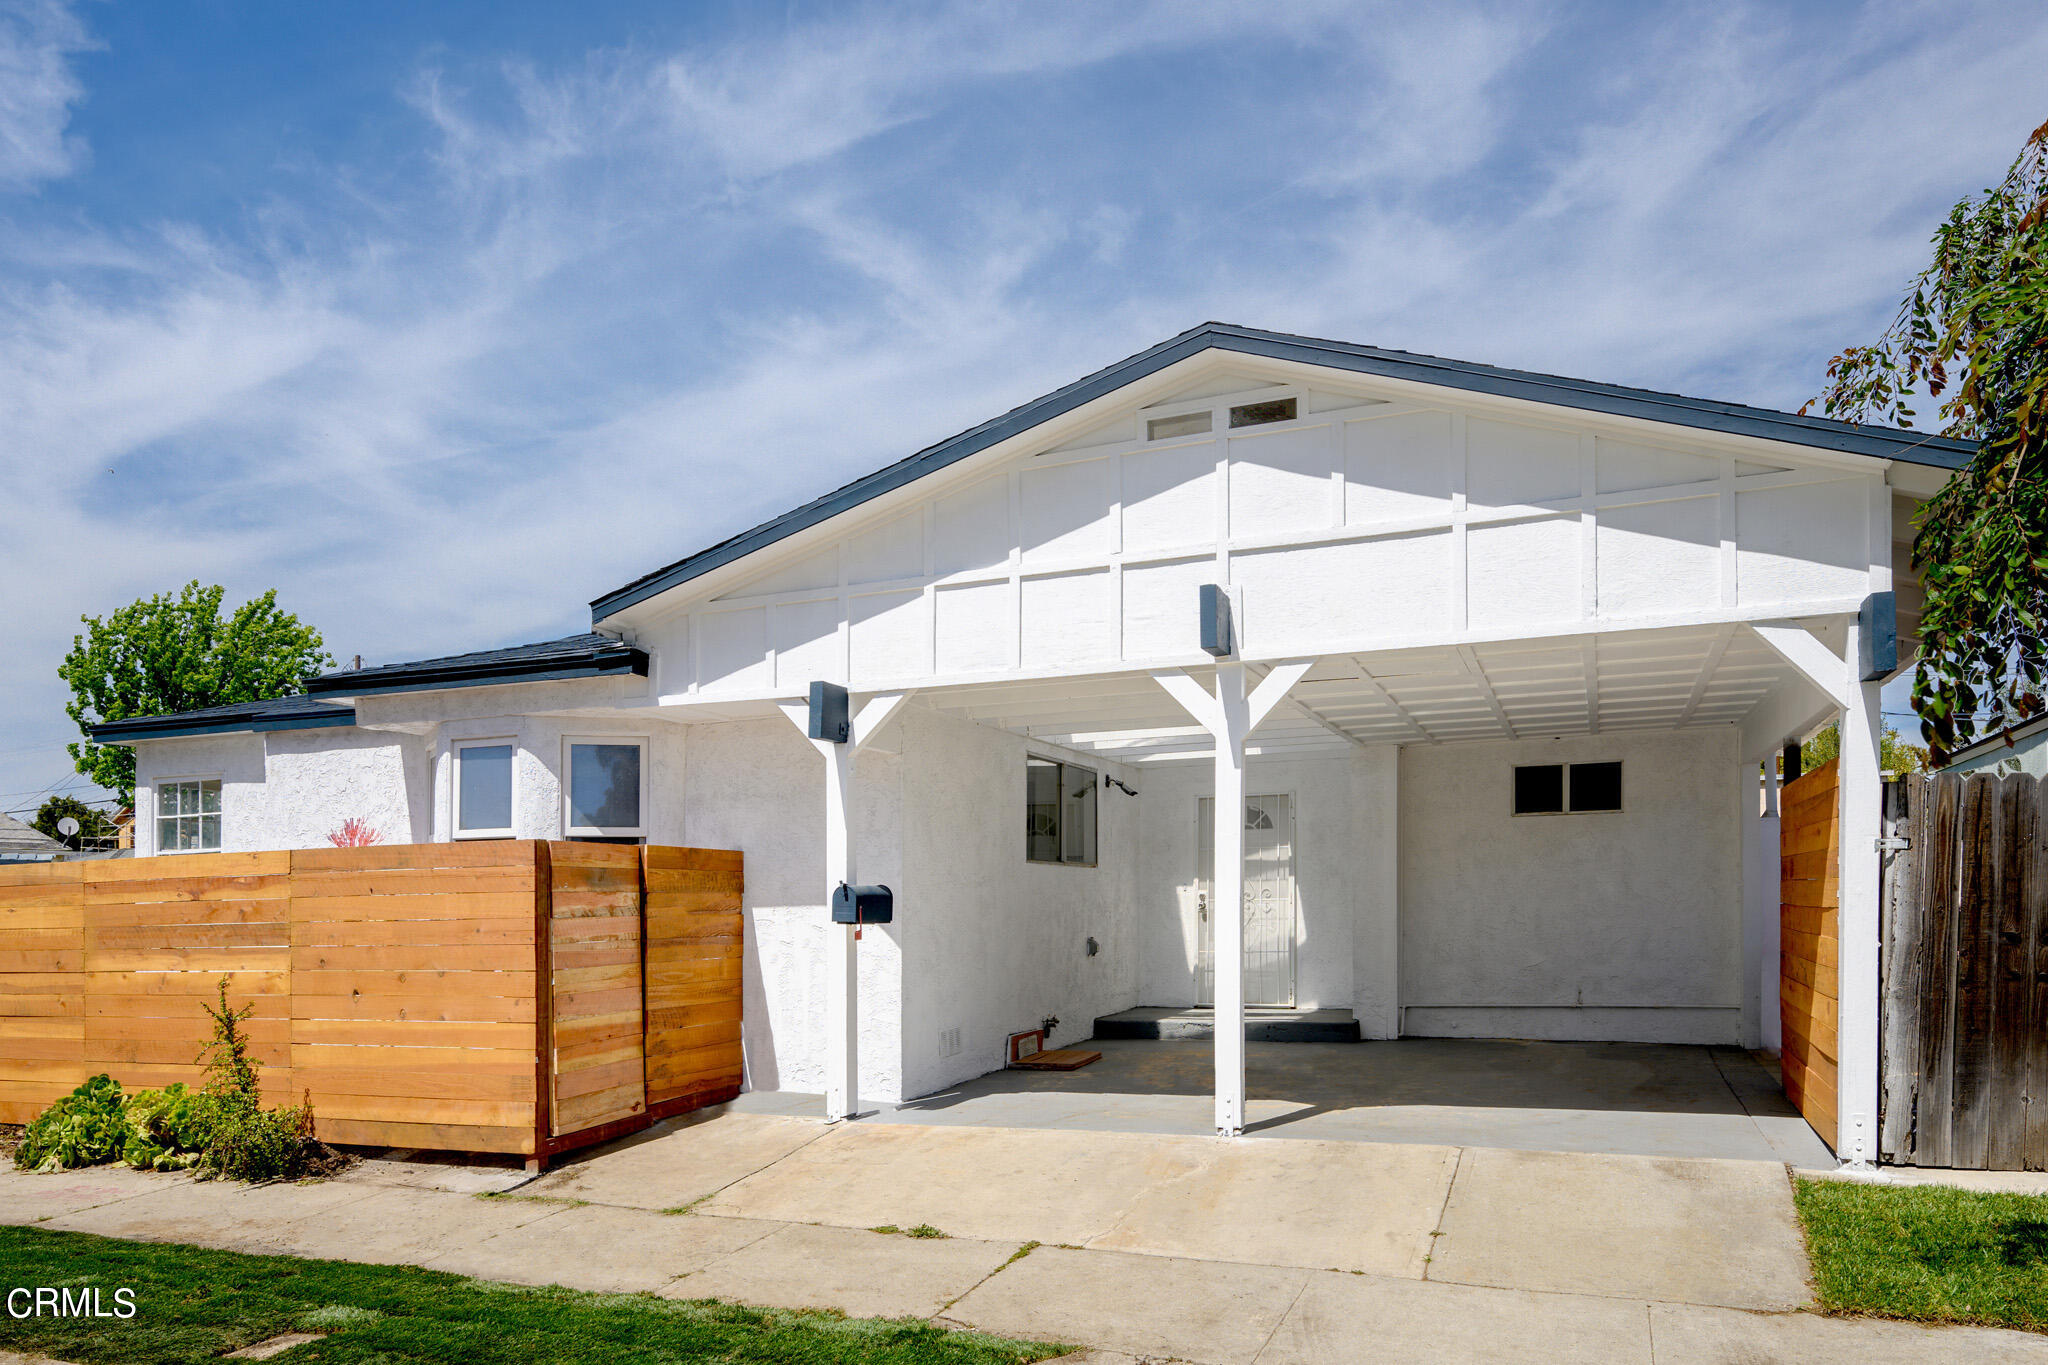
xmin=91 ymin=635 xmax=650 ymax=740
xmin=88 ymin=693 xmax=358 ymax=745
xmin=1938 ymin=715 xmax=2048 ymax=773
xmin=590 ymin=321 xmax=1978 ymax=623
xmin=0 ymin=812 xmax=64 ymax=859
xmin=306 ymin=632 xmax=648 ymax=698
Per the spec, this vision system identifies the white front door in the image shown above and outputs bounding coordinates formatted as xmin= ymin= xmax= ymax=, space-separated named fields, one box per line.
xmin=1197 ymin=794 xmax=1297 ymax=1007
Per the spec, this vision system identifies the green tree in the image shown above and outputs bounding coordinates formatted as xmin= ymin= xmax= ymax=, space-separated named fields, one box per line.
xmin=1805 ymin=119 xmax=2048 ymax=764
xmin=1798 ymin=722 xmax=1929 ymax=776
xmin=59 ymin=582 xmax=332 ymax=803
xmin=31 ymin=795 xmax=117 ymax=848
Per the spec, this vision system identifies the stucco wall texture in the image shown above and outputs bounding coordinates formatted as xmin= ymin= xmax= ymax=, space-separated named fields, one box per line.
xmin=131 ymin=700 xmax=1751 ymax=1096
xmin=1398 ymin=727 xmax=1744 ymax=1045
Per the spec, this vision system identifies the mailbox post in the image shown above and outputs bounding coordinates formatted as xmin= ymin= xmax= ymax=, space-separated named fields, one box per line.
xmin=779 ymin=684 xmax=910 ymax=1124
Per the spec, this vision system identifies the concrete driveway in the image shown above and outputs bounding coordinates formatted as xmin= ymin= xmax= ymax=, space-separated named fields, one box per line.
xmin=11 ymin=1107 xmax=2045 ymax=1363
xmin=738 ymin=1037 xmax=1838 ymax=1167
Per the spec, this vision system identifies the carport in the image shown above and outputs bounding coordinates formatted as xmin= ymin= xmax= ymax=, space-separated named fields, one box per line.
xmin=734 ymin=1036 xmax=1836 ymax=1166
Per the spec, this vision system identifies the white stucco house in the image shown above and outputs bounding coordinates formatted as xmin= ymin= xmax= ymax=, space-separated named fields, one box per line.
xmin=94 ymin=324 xmax=1969 ymax=1163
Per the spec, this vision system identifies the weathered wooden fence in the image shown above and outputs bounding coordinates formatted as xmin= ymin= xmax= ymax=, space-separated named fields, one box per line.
xmin=0 ymin=841 xmax=743 ymax=1167
xmin=1880 ymin=771 xmax=2047 ymax=1170
xmin=1780 ymin=760 xmax=1841 ymax=1150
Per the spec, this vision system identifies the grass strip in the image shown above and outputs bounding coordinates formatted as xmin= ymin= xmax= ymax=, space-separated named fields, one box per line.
xmin=0 ymin=1224 xmax=1069 ymax=1364
xmin=1795 ymin=1177 xmax=2048 ymax=1334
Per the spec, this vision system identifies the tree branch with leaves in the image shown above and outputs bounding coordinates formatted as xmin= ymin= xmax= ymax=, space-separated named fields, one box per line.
xmin=59 ymin=582 xmax=332 ymax=803
xmin=1805 ymin=118 xmax=2048 ymax=763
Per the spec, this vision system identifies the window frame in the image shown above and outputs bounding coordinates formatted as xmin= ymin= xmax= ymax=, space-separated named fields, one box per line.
xmin=1512 ymin=761 xmax=1624 ymax=816
xmin=1025 ymin=754 xmax=1099 ymax=868
xmin=561 ymin=735 xmax=650 ymax=841
xmin=154 ymin=775 xmax=223 ymax=853
xmin=452 ymin=737 xmax=518 ymax=840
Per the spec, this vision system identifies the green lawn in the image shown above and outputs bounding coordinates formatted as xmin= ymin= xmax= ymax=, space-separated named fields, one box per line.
xmin=0 ymin=1225 xmax=1068 ymax=1365
xmin=1796 ymin=1177 xmax=2048 ymax=1334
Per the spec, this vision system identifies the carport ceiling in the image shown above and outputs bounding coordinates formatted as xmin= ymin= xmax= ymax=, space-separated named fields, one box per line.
xmin=914 ymin=623 xmax=1830 ymax=763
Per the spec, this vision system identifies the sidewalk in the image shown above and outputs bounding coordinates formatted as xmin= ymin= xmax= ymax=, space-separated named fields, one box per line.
xmin=5 ymin=1108 xmax=2044 ymax=1364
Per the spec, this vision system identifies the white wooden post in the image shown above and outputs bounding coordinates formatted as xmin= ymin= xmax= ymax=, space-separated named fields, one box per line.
xmin=1759 ymin=758 xmax=1782 ymax=1053
xmin=1154 ymin=660 xmax=1313 ymax=1137
xmin=778 ymin=690 xmax=912 ymax=1123
xmin=1836 ymin=621 xmax=1884 ymax=1169
xmin=1212 ymin=662 xmax=1250 ymax=1136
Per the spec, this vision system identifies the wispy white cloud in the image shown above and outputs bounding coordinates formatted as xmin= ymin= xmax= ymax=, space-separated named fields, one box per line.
xmin=0 ymin=0 xmax=2043 ymax=809
xmin=0 ymin=0 xmax=91 ymax=189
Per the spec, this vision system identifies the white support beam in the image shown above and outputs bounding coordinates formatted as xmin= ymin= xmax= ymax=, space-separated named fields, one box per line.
xmin=776 ymin=696 xmax=863 ymax=1123
xmin=1678 ymin=624 xmax=1737 ymax=726
xmin=1348 ymin=657 xmax=1433 ymax=743
xmin=1255 ymin=667 xmax=1366 ymax=750
xmin=1581 ymin=637 xmax=1600 ymax=735
xmin=853 ymin=691 xmax=914 ymax=751
xmin=1455 ymin=645 xmax=1517 ymax=740
xmin=1837 ymin=620 xmax=1883 ymax=1169
xmin=1152 ymin=657 xmax=1314 ymax=1136
xmin=1752 ymin=624 xmax=1853 ymax=708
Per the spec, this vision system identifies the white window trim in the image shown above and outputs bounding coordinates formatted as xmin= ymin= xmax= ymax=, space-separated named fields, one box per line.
xmin=562 ymin=735 xmax=650 ymax=839
xmin=452 ymin=737 xmax=518 ymax=839
xmin=155 ymin=774 xmax=224 ymax=853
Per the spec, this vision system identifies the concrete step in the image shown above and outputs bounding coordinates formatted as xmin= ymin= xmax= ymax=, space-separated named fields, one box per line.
xmin=1092 ymin=1007 xmax=1362 ymax=1044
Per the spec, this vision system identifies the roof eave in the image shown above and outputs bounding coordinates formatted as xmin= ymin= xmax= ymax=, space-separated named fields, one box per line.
xmin=89 ymin=707 xmax=359 ymax=746
xmin=306 ymin=650 xmax=649 ymax=699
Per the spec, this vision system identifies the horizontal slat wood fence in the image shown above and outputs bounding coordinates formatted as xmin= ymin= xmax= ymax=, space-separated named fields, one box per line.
xmin=1780 ymin=760 xmax=1840 ymax=1151
xmin=1881 ymin=771 xmax=2047 ymax=1170
xmin=0 ymin=842 xmax=742 ymax=1165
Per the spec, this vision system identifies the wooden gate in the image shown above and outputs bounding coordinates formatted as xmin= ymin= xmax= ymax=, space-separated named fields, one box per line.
xmin=1880 ymin=771 xmax=2047 ymax=1170
xmin=1780 ymin=761 xmax=1841 ymax=1149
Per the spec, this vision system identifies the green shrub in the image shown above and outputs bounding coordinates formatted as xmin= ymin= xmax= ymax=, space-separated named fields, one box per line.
xmin=14 ymin=979 xmax=341 ymax=1183
xmin=16 ymin=1075 xmax=130 ymax=1172
xmin=121 ymin=1083 xmax=206 ymax=1171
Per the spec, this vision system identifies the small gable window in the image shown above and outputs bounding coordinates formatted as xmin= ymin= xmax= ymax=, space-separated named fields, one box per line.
xmin=1146 ymin=411 xmax=1213 ymax=441
xmin=1514 ymin=762 xmax=1622 ymax=815
xmin=1229 ymin=397 xmax=1296 ymax=428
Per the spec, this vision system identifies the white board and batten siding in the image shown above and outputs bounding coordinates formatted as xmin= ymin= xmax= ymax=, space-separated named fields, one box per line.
xmin=630 ymin=375 xmax=1888 ymax=698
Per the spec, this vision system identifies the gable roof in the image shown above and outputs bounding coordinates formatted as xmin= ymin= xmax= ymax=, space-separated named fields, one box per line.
xmin=591 ymin=321 xmax=1977 ymax=623
xmin=307 ymin=632 xmax=647 ymax=698
xmin=1938 ymin=714 xmax=2048 ymax=770
xmin=88 ymin=693 xmax=357 ymax=744
xmin=0 ymin=812 xmax=63 ymax=858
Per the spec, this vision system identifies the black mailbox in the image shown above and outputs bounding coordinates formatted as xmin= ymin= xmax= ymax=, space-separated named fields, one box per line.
xmin=832 ymin=883 xmax=893 ymax=925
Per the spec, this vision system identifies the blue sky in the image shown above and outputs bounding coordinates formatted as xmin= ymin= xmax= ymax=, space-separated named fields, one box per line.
xmin=2 ymin=0 xmax=2044 ymax=816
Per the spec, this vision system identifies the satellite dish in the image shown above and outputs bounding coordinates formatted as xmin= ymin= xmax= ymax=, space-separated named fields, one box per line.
xmin=56 ymin=816 xmax=80 ymax=837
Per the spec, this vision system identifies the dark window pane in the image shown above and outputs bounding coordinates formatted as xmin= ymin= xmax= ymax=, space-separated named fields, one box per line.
xmin=1229 ymin=397 xmax=1297 ymax=428
xmin=570 ymin=743 xmax=642 ymax=829
xmin=1026 ymin=757 xmax=1061 ymax=862
xmin=1061 ymin=763 xmax=1098 ymax=864
xmin=458 ymin=744 xmax=513 ymax=831
xmin=1570 ymin=761 xmax=1622 ymax=812
xmin=1514 ymin=764 xmax=1564 ymax=815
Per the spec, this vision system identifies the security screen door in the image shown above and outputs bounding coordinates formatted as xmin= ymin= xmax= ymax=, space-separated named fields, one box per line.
xmin=1196 ymin=794 xmax=1297 ymax=1007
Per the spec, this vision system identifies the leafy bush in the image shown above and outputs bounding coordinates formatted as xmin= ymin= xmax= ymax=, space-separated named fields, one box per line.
xmin=15 ymin=1075 xmax=129 ymax=1172
xmin=14 ymin=980 xmax=344 ymax=1182
xmin=121 ymin=1083 xmax=206 ymax=1171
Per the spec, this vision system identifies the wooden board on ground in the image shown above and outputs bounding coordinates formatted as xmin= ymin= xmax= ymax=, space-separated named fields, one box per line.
xmin=1011 ymin=1048 xmax=1102 ymax=1071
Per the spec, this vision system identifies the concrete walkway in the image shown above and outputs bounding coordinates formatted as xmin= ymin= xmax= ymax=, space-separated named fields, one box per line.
xmin=5 ymin=1109 xmax=2043 ymax=1364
